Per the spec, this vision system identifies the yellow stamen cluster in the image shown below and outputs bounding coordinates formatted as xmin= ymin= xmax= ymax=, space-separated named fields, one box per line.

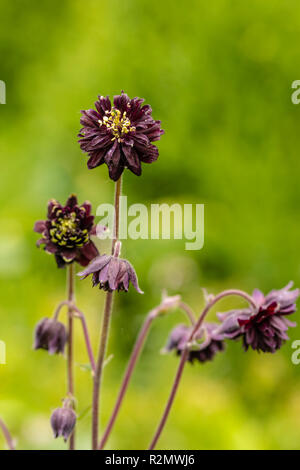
xmin=98 ymin=108 xmax=135 ymax=142
xmin=49 ymin=212 xmax=89 ymax=248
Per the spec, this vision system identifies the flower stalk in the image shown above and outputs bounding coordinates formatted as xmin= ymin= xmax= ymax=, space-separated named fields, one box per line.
xmin=148 ymin=289 xmax=257 ymax=450
xmin=71 ymin=306 xmax=96 ymax=373
xmin=0 ymin=419 xmax=15 ymax=450
xmin=98 ymin=296 xmax=196 ymax=449
xmin=91 ymin=175 xmax=122 ymax=450
xmin=67 ymin=263 xmax=75 ymax=450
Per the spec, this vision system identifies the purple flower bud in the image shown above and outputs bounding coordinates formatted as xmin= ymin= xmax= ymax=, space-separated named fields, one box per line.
xmin=77 ymin=254 xmax=143 ymax=293
xmin=50 ymin=407 xmax=76 ymax=442
xmin=78 ymin=92 xmax=164 ymax=181
xmin=34 ymin=318 xmax=67 ymax=355
xmin=215 ymin=282 xmax=299 ymax=353
xmin=164 ymin=322 xmax=225 ymax=364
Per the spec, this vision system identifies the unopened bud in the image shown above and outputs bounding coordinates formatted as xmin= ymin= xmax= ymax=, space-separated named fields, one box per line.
xmin=50 ymin=407 xmax=76 ymax=442
xmin=34 ymin=318 xmax=67 ymax=355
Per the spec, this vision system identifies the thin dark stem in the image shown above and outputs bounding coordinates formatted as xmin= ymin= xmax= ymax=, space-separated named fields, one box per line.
xmin=148 ymin=289 xmax=257 ymax=450
xmin=98 ymin=297 xmax=196 ymax=449
xmin=53 ymin=300 xmax=70 ymax=321
xmin=91 ymin=175 xmax=122 ymax=450
xmin=92 ymin=291 xmax=114 ymax=449
xmin=67 ymin=263 xmax=75 ymax=450
xmin=53 ymin=301 xmax=95 ymax=373
xmin=72 ymin=306 xmax=96 ymax=373
xmin=179 ymin=302 xmax=197 ymax=325
xmin=112 ymin=176 xmax=122 ymax=254
xmin=98 ymin=309 xmax=156 ymax=449
xmin=0 ymin=419 xmax=15 ymax=450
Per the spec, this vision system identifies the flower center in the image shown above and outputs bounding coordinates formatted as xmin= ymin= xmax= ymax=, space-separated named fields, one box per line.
xmin=59 ymin=214 xmax=77 ymax=234
xmin=49 ymin=212 xmax=89 ymax=248
xmin=98 ymin=108 xmax=136 ymax=142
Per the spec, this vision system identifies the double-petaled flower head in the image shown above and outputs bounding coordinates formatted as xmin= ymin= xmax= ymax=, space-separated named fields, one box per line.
xmin=78 ymin=92 xmax=164 ymax=181
xmin=34 ymin=194 xmax=99 ymax=268
xmin=34 ymin=317 xmax=67 ymax=355
xmin=164 ymin=322 xmax=225 ymax=364
xmin=215 ymin=282 xmax=299 ymax=353
xmin=50 ymin=406 xmax=76 ymax=442
xmin=77 ymin=253 xmax=143 ymax=294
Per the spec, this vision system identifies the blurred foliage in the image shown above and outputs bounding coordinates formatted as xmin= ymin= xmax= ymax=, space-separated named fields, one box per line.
xmin=1 ymin=0 xmax=300 ymax=450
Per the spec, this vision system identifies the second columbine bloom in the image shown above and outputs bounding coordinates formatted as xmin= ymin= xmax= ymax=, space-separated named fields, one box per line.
xmin=34 ymin=194 xmax=99 ymax=268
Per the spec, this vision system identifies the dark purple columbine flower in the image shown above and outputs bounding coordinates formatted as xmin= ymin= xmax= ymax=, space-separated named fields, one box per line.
xmin=34 ymin=194 xmax=99 ymax=268
xmin=78 ymin=92 xmax=164 ymax=181
xmin=34 ymin=318 xmax=67 ymax=355
xmin=50 ymin=407 xmax=76 ymax=442
xmin=215 ymin=282 xmax=299 ymax=353
xmin=77 ymin=254 xmax=143 ymax=293
xmin=164 ymin=322 xmax=225 ymax=364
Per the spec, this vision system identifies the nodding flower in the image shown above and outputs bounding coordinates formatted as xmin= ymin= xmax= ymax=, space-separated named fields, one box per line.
xmin=164 ymin=322 xmax=225 ymax=364
xmin=77 ymin=253 xmax=143 ymax=294
xmin=34 ymin=317 xmax=67 ymax=355
xmin=214 ymin=282 xmax=299 ymax=353
xmin=50 ymin=406 xmax=76 ymax=442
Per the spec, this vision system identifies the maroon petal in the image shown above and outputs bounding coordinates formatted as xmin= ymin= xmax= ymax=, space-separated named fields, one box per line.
xmin=95 ymin=95 xmax=111 ymax=116
xmin=66 ymin=194 xmax=78 ymax=208
xmin=47 ymin=199 xmax=59 ymax=218
xmin=139 ymin=144 xmax=159 ymax=163
xmin=36 ymin=237 xmax=46 ymax=247
xmin=107 ymin=258 xmax=120 ymax=291
xmin=77 ymin=254 xmax=111 ymax=279
xmin=87 ymin=150 xmax=106 ymax=169
xmin=125 ymin=260 xmax=143 ymax=294
xmin=108 ymin=162 xmax=125 ymax=181
xmin=113 ymin=92 xmax=130 ymax=112
xmin=81 ymin=241 xmax=99 ymax=261
xmin=34 ymin=220 xmax=46 ymax=233
xmin=81 ymin=201 xmax=92 ymax=216
xmin=123 ymin=147 xmax=141 ymax=176
xmin=61 ymin=249 xmax=77 ymax=261
xmin=45 ymin=242 xmax=58 ymax=254
xmin=252 ymin=289 xmax=265 ymax=307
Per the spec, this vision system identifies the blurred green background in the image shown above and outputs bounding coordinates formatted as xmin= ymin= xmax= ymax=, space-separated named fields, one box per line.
xmin=1 ymin=0 xmax=300 ymax=450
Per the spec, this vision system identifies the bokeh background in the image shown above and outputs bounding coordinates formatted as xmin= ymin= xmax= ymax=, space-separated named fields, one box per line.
xmin=1 ymin=0 xmax=300 ymax=450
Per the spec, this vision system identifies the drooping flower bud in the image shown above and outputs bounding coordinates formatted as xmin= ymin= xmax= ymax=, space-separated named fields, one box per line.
xmin=50 ymin=407 xmax=76 ymax=442
xmin=163 ymin=322 xmax=225 ymax=364
xmin=77 ymin=254 xmax=143 ymax=293
xmin=34 ymin=318 xmax=67 ymax=355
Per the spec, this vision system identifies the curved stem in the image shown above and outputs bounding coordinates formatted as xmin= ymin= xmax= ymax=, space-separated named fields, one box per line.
xmin=98 ymin=297 xmax=196 ymax=449
xmin=98 ymin=309 xmax=157 ymax=449
xmin=72 ymin=306 xmax=96 ymax=373
xmin=53 ymin=301 xmax=70 ymax=321
xmin=54 ymin=301 xmax=95 ymax=373
xmin=148 ymin=289 xmax=257 ymax=450
xmin=91 ymin=175 xmax=122 ymax=450
xmin=179 ymin=302 xmax=197 ymax=325
xmin=0 ymin=419 xmax=15 ymax=450
xmin=92 ymin=291 xmax=114 ymax=449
